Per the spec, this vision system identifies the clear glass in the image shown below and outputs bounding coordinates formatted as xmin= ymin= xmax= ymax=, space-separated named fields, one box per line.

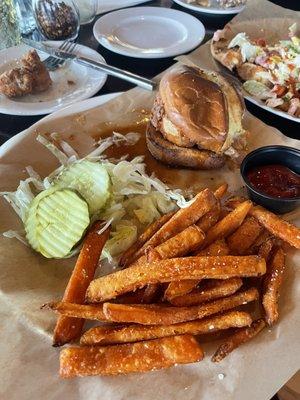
xmin=73 ymin=0 xmax=97 ymax=25
xmin=33 ymin=0 xmax=80 ymax=40
xmin=14 ymin=0 xmax=36 ymax=35
xmin=0 ymin=0 xmax=21 ymax=50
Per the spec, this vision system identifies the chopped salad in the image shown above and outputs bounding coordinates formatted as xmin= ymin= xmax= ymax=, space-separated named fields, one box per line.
xmin=223 ymin=23 xmax=300 ymax=117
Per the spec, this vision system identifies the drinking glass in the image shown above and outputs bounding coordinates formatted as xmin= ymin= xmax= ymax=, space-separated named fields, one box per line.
xmin=0 ymin=0 xmax=21 ymax=50
xmin=14 ymin=0 xmax=36 ymax=35
xmin=74 ymin=0 xmax=97 ymax=25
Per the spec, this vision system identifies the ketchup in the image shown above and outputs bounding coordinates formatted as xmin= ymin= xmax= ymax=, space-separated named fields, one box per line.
xmin=246 ymin=164 xmax=300 ymax=199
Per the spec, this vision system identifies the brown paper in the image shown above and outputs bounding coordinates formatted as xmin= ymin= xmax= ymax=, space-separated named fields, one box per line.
xmin=0 ymin=1 xmax=299 ymax=399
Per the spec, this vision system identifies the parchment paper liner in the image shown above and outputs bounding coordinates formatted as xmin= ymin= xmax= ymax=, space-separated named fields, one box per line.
xmin=0 ymin=1 xmax=299 ymax=399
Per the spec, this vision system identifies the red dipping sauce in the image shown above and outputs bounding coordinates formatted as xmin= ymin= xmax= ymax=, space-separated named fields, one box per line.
xmin=246 ymin=164 xmax=300 ymax=199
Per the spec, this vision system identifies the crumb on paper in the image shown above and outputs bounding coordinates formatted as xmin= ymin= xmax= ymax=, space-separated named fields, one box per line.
xmin=218 ymin=373 xmax=225 ymax=380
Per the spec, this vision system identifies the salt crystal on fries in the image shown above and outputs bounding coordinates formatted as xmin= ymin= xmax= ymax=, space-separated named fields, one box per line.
xmin=133 ymin=188 xmax=217 ymax=259
xmin=102 ymin=288 xmax=259 ymax=325
xmin=164 ymin=239 xmax=230 ymax=300
xmin=212 ymin=319 xmax=266 ymax=363
xmin=80 ymin=311 xmax=252 ymax=346
xmin=60 ymin=335 xmax=204 ymax=377
xmin=53 ymin=222 xmax=110 ymax=346
xmin=119 ymin=211 xmax=174 ymax=267
xmin=262 ymin=247 xmax=286 ymax=326
xmin=169 ymin=278 xmax=243 ymax=307
xmin=86 ymin=256 xmax=265 ymax=302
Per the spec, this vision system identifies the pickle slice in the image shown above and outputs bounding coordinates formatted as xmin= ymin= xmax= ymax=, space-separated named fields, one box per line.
xmin=25 ymin=188 xmax=90 ymax=258
xmin=53 ymin=160 xmax=111 ymax=215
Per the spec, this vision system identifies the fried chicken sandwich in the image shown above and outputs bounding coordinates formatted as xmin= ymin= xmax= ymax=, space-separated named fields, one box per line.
xmin=147 ymin=65 xmax=246 ymax=169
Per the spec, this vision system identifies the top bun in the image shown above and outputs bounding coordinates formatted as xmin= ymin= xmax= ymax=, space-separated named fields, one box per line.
xmin=157 ymin=65 xmax=245 ymax=153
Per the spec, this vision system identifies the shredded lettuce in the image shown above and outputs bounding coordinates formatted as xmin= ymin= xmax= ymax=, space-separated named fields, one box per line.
xmin=1 ymin=131 xmax=192 ymax=261
xmin=273 ymin=62 xmax=291 ymax=85
xmin=289 ymin=23 xmax=297 ymax=38
xmin=228 ymin=32 xmax=261 ymax=62
xmin=101 ymin=221 xmax=137 ymax=262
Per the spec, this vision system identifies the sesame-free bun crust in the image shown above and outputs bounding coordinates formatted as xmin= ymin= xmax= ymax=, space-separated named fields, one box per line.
xmin=159 ymin=66 xmax=228 ymax=153
xmin=146 ymin=123 xmax=225 ymax=170
xmin=159 ymin=66 xmax=244 ymax=153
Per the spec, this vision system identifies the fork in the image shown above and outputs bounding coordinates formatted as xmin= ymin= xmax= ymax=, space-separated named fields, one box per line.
xmin=43 ymin=41 xmax=76 ymax=71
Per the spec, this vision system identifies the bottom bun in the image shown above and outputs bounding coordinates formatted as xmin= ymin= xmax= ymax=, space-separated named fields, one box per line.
xmin=146 ymin=123 xmax=225 ymax=170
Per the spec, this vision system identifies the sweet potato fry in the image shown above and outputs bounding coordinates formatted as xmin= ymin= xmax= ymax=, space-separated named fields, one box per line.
xmin=258 ymin=237 xmax=277 ymax=262
xmin=134 ymin=225 xmax=205 ymax=266
xmin=251 ymin=206 xmax=300 ymax=249
xmin=60 ymin=335 xmax=204 ymax=377
xmin=102 ymin=288 xmax=259 ymax=325
xmin=224 ymin=196 xmax=246 ymax=209
xmin=80 ymin=311 xmax=252 ymax=346
xmin=86 ymin=256 xmax=266 ymax=302
xmin=262 ymin=247 xmax=286 ymax=326
xmin=196 ymin=203 xmax=221 ymax=233
xmin=227 ymin=217 xmax=263 ymax=255
xmin=140 ymin=247 xmax=162 ymax=303
xmin=212 ymin=319 xmax=266 ymax=362
xmin=214 ymin=183 xmax=228 ymax=199
xmin=196 ymin=238 xmax=230 ymax=257
xmin=226 ymin=200 xmax=300 ymax=249
xmin=199 ymin=201 xmax=253 ymax=250
xmin=115 ymin=290 xmax=150 ymax=304
xmin=195 ymin=184 xmax=226 ymax=232
xmin=164 ymin=239 xmax=230 ymax=300
xmin=117 ymin=247 xmax=162 ymax=304
xmin=53 ymin=222 xmax=110 ymax=346
xmin=133 ymin=188 xmax=217 ymax=260
xmin=44 ymin=301 xmax=107 ymax=321
xmin=169 ymin=278 xmax=243 ymax=307
xmin=119 ymin=212 xmax=174 ymax=267
xmin=248 ymin=230 xmax=271 ymax=254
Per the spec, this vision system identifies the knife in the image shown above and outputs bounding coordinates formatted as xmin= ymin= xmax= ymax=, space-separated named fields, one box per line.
xmin=22 ymin=38 xmax=157 ymax=91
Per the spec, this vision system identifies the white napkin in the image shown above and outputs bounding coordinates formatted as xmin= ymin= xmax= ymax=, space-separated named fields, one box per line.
xmin=97 ymin=0 xmax=151 ymax=14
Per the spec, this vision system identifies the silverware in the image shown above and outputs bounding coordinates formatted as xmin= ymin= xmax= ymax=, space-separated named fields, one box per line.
xmin=42 ymin=40 xmax=75 ymax=71
xmin=22 ymin=38 xmax=157 ymax=91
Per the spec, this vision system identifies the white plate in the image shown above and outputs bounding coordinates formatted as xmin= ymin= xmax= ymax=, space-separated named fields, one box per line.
xmin=244 ymin=94 xmax=300 ymax=123
xmin=173 ymin=0 xmax=245 ymax=15
xmin=0 ymin=42 xmax=107 ymax=116
xmin=97 ymin=0 xmax=151 ymax=14
xmin=93 ymin=7 xmax=205 ymax=59
xmin=0 ymin=92 xmax=121 ymax=155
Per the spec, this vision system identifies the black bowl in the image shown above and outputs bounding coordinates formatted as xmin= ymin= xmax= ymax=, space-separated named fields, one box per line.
xmin=240 ymin=146 xmax=300 ymax=214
